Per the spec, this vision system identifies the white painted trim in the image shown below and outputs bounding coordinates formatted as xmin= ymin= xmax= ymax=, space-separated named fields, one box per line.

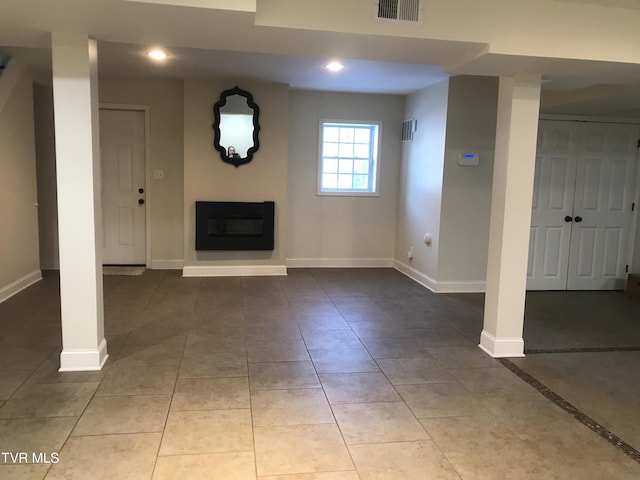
xmin=0 ymin=270 xmax=42 ymax=304
xmin=479 ymin=330 xmax=525 ymax=358
xmin=435 ymin=280 xmax=486 ymax=293
xmin=393 ymin=260 xmax=436 ymax=292
xmin=151 ymin=259 xmax=184 ymax=270
xmin=287 ymin=258 xmax=394 ymax=268
xmin=182 ymin=265 xmax=287 ymax=277
xmin=59 ymin=338 xmax=109 ymax=371
xmin=99 ymin=103 xmax=152 ymax=269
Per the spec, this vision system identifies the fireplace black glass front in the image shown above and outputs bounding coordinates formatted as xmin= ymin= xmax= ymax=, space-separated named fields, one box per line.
xmin=195 ymin=201 xmax=274 ymax=251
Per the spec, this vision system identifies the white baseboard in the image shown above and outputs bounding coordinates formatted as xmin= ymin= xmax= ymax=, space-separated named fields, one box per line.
xmin=393 ymin=260 xmax=436 ymax=292
xmin=182 ymin=265 xmax=288 ymax=277
xmin=0 ymin=270 xmax=42 ymax=304
xmin=40 ymin=259 xmax=59 ymax=270
xmin=286 ymin=258 xmax=394 ymax=268
xmin=435 ymin=280 xmax=486 ymax=293
xmin=59 ymin=338 xmax=109 ymax=372
xmin=150 ymin=259 xmax=183 ymax=270
xmin=393 ymin=261 xmax=486 ymax=293
xmin=479 ymin=330 xmax=525 ymax=358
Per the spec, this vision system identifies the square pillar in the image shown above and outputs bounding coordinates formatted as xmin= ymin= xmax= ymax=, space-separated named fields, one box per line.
xmin=480 ymin=74 xmax=541 ymax=358
xmin=51 ymin=33 xmax=107 ymax=371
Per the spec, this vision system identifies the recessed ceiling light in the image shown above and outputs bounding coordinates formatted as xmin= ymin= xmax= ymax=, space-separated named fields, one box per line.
xmin=147 ymin=49 xmax=168 ymax=60
xmin=326 ymin=61 xmax=344 ymax=72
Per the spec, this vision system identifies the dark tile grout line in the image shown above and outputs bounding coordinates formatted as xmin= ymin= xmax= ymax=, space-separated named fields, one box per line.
xmin=525 ymin=346 xmax=640 ymax=354
xmin=498 ymin=357 xmax=640 ymax=465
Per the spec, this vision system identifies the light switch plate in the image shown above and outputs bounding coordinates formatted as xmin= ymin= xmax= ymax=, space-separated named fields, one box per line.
xmin=154 ymin=169 xmax=165 ymax=180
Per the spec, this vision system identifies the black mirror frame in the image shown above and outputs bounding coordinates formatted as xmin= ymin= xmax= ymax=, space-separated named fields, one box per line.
xmin=212 ymin=86 xmax=261 ymax=168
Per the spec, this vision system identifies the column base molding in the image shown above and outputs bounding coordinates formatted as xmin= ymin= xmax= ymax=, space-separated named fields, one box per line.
xmin=479 ymin=330 xmax=525 ymax=358
xmin=59 ymin=338 xmax=109 ymax=372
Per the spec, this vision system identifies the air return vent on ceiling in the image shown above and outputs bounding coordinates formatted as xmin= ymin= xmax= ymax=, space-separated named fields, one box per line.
xmin=374 ymin=0 xmax=423 ymax=24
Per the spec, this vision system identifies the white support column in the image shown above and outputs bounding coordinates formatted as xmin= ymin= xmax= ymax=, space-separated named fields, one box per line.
xmin=480 ymin=74 xmax=541 ymax=358
xmin=51 ymin=33 xmax=108 ymax=371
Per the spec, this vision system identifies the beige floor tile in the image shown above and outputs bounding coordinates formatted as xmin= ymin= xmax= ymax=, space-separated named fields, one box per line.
xmin=259 ymin=473 xmax=359 ymax=480
xmin=332 ymin=402 xmax=429 ymax=445
xmin=184 ymin=334 xmax=246 ymax=355
xmin=248 ymin=338 xmax=310 ymax=363
xmin=172 ymin=377 xmax=250 ymax=411
xmin=72 ymin=395 xmax=170 ymax=435
xmin=297 ymin=316 xmax=351 ymax=332
xmin=97 ymin=365 xmax=177 ymax=396
xmin=377 ymin=358 xmax=455 ymax=385
xmin=254 ymin=424 xmax=353 ymax=476
xmin=448 ymin=367 xmax=536 ymax=398
xmin=0 ymin=465 xmax=50 ymax=479
xmin=0 ymin=370 xmax=32 ymax=400
xmin=45 ymin=433 xmax=161 ymax=480
xmin=320 ymin=372 xmax=400 ymax=404
xmin=179 ymin=352 xmax=248 ymax=378
xmin=251 ymin=388 xmax=334 ymax=426
xmin=479 ymin=393 xmax=571 ymax=430
xmin=309 ymin=348 xmax=379 ymax=374
xmin=348 ymin=322 xmax=409 ymax=339
xmin=397 ymin=383 xmax=486 ymax=418
xmin=409 ymin=328 xmax=474 ymax=347
xmin=302 ymin=331 xmax=362 ymax=350
xmin=0 ymin=417 xmax=76 ymax=453
xmin=0 ymin=346 xmax=54 ymax=370
xmin=360 ymin=337 xmax=430 ymax=359
xmin=26 ymin=358 xmax=106 ymax=384
xmin=349 ymin=441 xmax=460 ymax=480
xmin=424 ymin=346 xmax=498 ymax=369
xmin=0 ymin=382 xmax=99 ymax=418
xmin=159 ymin=409 xmax=253 ymax=456
xmin=153 ymin=452 xmax=256 ymax=480
xmin=111 ymin=342 xmax=184 ymax=367
xmin=249 ymin=362 xmax=320 ymax=391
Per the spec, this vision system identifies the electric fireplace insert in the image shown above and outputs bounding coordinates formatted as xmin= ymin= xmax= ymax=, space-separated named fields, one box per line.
xmin=195 ymin=201 xmax=274 ymax=251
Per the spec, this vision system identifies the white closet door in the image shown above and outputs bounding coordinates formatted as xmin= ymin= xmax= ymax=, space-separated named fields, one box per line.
xmin=567 ymin=123 xmax=639 ymax=290
xmin=527 ymin=122 xmax=579 ymax=290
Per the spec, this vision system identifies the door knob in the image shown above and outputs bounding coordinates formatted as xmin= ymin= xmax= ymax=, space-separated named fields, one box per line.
xmin=564 ymin=216 xmax=573 ymax=222
xmin=138 ymin=199 xmax=145 ymax=205
xmin=574 ymin=216 xmax=583 ymax=223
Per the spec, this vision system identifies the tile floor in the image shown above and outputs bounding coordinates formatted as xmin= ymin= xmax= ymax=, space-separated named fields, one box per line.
xmin=0 ymin=268 xmax=639 ymax=479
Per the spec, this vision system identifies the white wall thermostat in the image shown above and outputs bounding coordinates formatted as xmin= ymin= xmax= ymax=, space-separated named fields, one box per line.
xmin=457 ymin=153 xmax=480 ymax=167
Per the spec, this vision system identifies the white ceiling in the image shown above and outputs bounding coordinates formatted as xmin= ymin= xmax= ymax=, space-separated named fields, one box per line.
xmin=1 ymin=0 xmax=640 ymax=116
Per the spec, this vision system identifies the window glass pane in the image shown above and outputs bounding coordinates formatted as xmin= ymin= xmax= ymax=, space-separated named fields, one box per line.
xmin=354 ymin=160 xmax=369 ymax=174
xmin=353 ymin=175 xmax=368 ymax=189
xmin=354 ymin=128 xmax=370 ymax=143
xmin=323 ymin=142 xmax=339 ymax=157
xmin=338 ymin=143 xmax=354 ymax=158
xmin=338 ymin=159 xmax=353 ymax=174
xmin=339 ymin=128 xmax=354 ymax=143
xmin=338 ymin=174 xmax=353 ymax=189
xmin=354 ymin=144 xmax=370 ymax=158
xmin=324 ymin=127 xmax=339 ymax=142
xmin=323 ymin=158 xmax=338 ymax=173
xmin=322 ymin=173 xmax=338 ymax=189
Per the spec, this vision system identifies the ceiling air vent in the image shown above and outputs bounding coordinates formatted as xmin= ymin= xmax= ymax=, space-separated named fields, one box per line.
xmin=374 ymin=0 xmax=423 ymax=24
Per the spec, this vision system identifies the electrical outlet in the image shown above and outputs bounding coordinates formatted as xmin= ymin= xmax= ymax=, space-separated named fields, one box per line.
xmin=407 ymin=247 xmax=413 ymax=260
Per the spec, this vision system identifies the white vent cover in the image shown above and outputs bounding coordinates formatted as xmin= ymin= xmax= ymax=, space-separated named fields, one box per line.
xmin=374 ymin=0 xmax=423 ymax=24
xmin=401 ymin=119 xmax=417 ymax=142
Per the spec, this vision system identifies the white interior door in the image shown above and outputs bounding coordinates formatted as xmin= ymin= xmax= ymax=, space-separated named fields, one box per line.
xmin=100 ymin=109 xmax=146 ymax=265
xmin=567 ymin=123 xmax=639 ymax=290
xmin=528 ymin=120 xmax=639 ymax=291
xmin=527 ymin=122 xmax=579 ymax=290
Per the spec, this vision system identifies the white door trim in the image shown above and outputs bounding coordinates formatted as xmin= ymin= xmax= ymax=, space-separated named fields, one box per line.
xmin=99 ymin=103 xmax=151 ymax=269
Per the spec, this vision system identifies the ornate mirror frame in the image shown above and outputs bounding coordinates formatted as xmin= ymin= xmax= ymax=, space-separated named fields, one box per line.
xmin=212 ymin=86 xmax=261 ymax=167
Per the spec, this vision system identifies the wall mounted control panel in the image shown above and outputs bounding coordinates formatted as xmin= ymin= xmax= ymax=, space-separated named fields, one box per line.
xmin=457 ymin=153 xmax=479 ymax=167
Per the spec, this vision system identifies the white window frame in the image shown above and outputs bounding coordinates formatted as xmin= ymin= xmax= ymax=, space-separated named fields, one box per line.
xmin=317 ymin=119 xmax=382 ymax=196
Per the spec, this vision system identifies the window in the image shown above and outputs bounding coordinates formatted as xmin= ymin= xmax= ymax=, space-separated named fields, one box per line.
xmin=318 ymin=121 xmax=381 ymax=195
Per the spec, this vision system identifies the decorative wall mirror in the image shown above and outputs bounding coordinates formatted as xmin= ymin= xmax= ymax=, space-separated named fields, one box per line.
xmin=212 ymin=86 xmax=260 ymax=167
